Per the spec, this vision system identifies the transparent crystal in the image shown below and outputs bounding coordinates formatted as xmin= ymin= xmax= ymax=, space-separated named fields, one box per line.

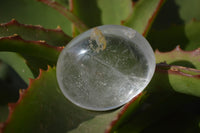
xmin=56 ymin=25 xmax=155 ymax=111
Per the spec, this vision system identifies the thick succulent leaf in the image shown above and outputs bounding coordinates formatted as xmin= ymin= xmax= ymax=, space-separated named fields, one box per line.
xmin=155 ymin=46 xmax=200 ymax=69
xmin=107 ymin=64 xmax=200 ymax=133
xmin=38 ymin=0 xmax=88 ymax=33
xmin=0 ymin=62 xmax=27 ymax=104
xmin=0 ymin=0 xmax=72 ymax=35
xmin=2 ymin=64 xmax=200 ymax=133
xmin=107 ymin=47 xmax=200 ymax=132
xmin=157 ymin=64 xmax=200 ymax=96
xmin=70 ymin=0 xmax=132 ymax=27
xmin=0 ymin=35 xmax=61 ymax=63
xmin=0 ymin=35 xmax=62 ymax=76
xmin=147 ymin=21 xmax=200 ymax=51
xmin=0 ymin=62 xmax=28 ymax=123
xmin=0 ymin=52 xmax=34 ymax=84
xmin=0 ymin=19 xmax=72 ymax=46
xmin=123 ymin=0 xmax=165 ymax=36
xmin=0 ymin=67 xmax=122 ymax=133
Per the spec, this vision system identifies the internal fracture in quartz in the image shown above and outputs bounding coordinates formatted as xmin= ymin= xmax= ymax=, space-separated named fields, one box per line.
xmin=56 ymin=25 xmax=155 ymax=111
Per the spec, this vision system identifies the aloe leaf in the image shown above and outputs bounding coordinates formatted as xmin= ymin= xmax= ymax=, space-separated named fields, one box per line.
xmin=107 ymin=64 xmax=200 ymax=133
xmin=0 ymin=62 xmax=27 ymax=104
xmin=38 ymin=0 xmax=88 ymax=33
xmin=70 ymin=0 xmax=132 ymax=27
xmin=157 ymin=64 xmax=200 ymax=96
xmin=0 ymin=67 xmax=121 ymax=133
xmin=147 ymin=21 xmax=200 ymax=51
xmin=0 ymin=52 xmax=34 ymax=84
xmin=0 ymin=62 xmax=28 ymax=123
xmin=0 ymin=20 xmax=72 ymax=46
xmin=155 ymin=46 xmax=200 ymax=69
xmin=69 ymin=0 xmax=133 ymax=36
xmin=0 ymin=0 xmax=72 ymax=35
xmin=1 ymin=50 xmax=200 ymax=133
xmin=0 ymin=35 xmax=61 ymax=77
xmin=0 ymin=35 xmax=61 ymax=63
xmin=107 ymin=47 xmax=200 ymax=132
xmin=123 ymin=0 xmax=165 ymax=36
xmin=1 ymin=64 xmax=200 ymax=133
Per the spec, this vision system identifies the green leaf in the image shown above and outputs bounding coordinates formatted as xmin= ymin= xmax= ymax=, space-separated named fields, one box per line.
xmin=70 ymin=0 xmax=132 ymax=36
xmin=0 ymin=0 xmax=72 ymax=35
xmin=71 ymin=0 xmax=132 ymax=27
xmin=155 ymin=46 xmax=200 ymax=69
xmin=108 ymin=64 xmax=200 ymax=133
xmin=1 ymin=64 xmax=200 ymax=132
xmin=1 ymin=67 xmax=121 ymax=133
xmin=0 ymin=35 xmax=60 ymax=63
xmin=157 ymin=64 xmax=200 ymax=97
xmin=0 ymin=62 xmax=27 ymax=122
xmin=123 ymin=0 xmax=165 ymax=36
xmin=0 ymin=19 xmax=72 ymax=46
xmin=147 ymin=21 xmax=200 ymax=51
xmin=0 ymin=52 xmax=34 ymax=84
xmin=107 ymin=47 xmax=200 ymax=132
xmin=0 ymin=35 xmax=61 ymax=76
xmin=38 ymin=0 xmax=88 ymax=33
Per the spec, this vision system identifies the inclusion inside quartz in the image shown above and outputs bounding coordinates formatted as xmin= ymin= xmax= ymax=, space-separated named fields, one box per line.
xmin=56 ymin=26 xmax=155 ymax=111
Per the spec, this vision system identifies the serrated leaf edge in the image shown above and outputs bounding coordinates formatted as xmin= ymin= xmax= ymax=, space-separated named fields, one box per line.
xmin=0 ymin=34 xmax=64 ymax=52
xmin=0 ymin=19 xmax=72 ymax=41
xmin=106 ymin=48 xmax=200 ymax=132
xmin=155 ymin=45 xmax=200 ymax=56
xmin=105 ymin=93 xmax=143 ymax=133
xmin=0 ymin=66 xmax=53 ymax=133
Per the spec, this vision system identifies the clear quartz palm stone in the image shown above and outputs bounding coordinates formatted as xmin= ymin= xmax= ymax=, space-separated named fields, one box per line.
xmin=56 ymin=25 xmax=155 ymax=111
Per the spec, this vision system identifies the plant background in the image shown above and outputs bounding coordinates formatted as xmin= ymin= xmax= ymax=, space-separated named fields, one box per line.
xmin=0 ymin=0 xmax=200 ymax=133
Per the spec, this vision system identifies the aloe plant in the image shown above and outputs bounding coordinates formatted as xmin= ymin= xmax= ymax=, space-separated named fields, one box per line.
xmin=0 ymin=0 xmax=200 ymax=132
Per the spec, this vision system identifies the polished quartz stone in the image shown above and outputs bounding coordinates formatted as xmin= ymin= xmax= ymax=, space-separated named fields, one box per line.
xmin=56 ymin=25 xmax=155 ymax=111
